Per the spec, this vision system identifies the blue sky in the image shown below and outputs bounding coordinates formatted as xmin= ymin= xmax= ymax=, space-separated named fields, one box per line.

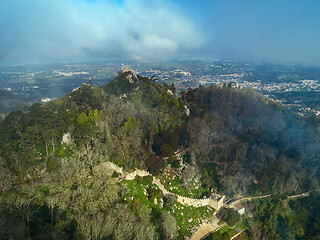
xmin=0 ymin=0 xmax=320 ymax=65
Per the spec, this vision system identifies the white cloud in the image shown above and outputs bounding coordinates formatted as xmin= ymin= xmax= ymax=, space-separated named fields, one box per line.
xmin=0 ymin=0 xmax=203 ymax=63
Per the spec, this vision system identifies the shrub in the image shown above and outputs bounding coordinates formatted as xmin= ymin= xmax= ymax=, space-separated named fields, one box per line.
xmin=146 ymin=154 xmax=164 ymax=176
xmin=135 ymin=175 xmax=153 ymax=185
xmin=222 ymin=208 xmax=240 ymax=227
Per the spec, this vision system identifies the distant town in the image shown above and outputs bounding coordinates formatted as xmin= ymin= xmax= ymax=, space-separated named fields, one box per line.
xmin=1 ymin=59 xmax=320 ymax=117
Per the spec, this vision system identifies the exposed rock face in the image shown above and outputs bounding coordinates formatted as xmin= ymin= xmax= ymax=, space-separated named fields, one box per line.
xmin=184 ymin=105 xmax=190 ymax=116
xmin=126 ymin=74 xmax=137 ymax=83
xmin=61 ymin=133 xmax=72 ymax=145
xmin=167 ymin=89 xmax=174 ymax=95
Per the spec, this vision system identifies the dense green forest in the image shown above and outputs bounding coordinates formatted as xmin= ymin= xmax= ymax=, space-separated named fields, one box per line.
xmin=0 ymin=71 xmax=320 ymax=239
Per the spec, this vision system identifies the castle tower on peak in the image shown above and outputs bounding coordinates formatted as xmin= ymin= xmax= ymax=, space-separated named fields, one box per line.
xmin=118 ymin=65 xmax=138 ymax=82
xmin=120 ymin=65 xmax=134 ymax=74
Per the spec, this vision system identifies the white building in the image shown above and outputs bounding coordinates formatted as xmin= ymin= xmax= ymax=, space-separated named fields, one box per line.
xmin=234 ymin=202 xmax=245 ymax=215
xmin=41 ymin=98 xmax=51 ymax=103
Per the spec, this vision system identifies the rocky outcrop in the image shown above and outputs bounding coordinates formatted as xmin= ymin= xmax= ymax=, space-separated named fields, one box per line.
xmin=61 ymin=133 xmax=72 ymax=145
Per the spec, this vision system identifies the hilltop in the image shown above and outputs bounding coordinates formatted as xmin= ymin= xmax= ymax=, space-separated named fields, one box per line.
xmin=0 ymin=69 xmax=320 ymax=239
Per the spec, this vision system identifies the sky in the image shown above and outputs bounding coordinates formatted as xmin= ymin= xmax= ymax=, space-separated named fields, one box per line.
xmin=0 ymin=0 xmax=320 ymax=65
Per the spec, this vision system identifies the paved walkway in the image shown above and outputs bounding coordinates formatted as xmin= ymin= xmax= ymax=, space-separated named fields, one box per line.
xmin=189 ymin=217 xmax=225 ymax=240
xmin=189 ymin=224 xmax=216 ymax=240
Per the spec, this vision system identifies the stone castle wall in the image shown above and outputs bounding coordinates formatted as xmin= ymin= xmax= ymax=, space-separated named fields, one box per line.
xmin=100 ymin=161 xmax=224 ymax=210
xmin=125 ymin=169 xmax=151 ymax=180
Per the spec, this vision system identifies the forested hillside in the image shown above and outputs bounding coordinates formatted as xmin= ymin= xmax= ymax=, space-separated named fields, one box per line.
xmin=0 ymin=71 xmax=320 ymax=239
xmin=182 ymin=86 xmax=320 ymax=196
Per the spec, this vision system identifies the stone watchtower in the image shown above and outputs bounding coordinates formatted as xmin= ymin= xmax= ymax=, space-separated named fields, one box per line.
xmin=209 ymin=194 xmax=225 ymax=210
xmin=121 ymin=65 xmax=132 ymax=73
xmin=118 ymin=65 xmax=138 ymax=82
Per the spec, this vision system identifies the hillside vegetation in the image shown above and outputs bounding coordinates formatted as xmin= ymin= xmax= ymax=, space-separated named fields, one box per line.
xmin=182 ymin=86 xmax=320 ymax=196
xmin=0 ymin=72 xmax=320 ymax=239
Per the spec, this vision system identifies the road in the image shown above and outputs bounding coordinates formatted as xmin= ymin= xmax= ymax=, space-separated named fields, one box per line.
xmin=288 ymin=191 xmax=310 ymax=198
xmin=229 ymin=194 xmax=271 ymax=207
xmin=229 ymin=191 xmax=311 ymax=208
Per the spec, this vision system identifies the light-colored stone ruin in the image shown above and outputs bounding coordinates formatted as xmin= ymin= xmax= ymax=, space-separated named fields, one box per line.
xmin=120 ymin=65 xmax=132 ymax=72
xmin=118 ymin=65 xmax=138 ymax=82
